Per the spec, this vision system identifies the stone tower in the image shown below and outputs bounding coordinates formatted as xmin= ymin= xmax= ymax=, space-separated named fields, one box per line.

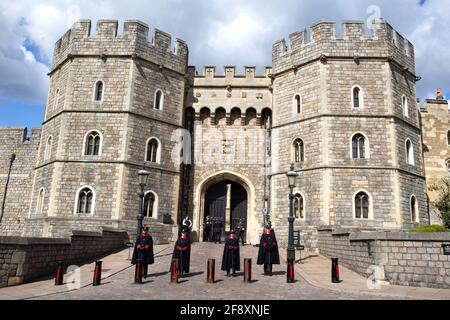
xmin=23 ymin=20 xmax=188 ymax=240
xmin=270 ymin=19 xmax=428 ymax=249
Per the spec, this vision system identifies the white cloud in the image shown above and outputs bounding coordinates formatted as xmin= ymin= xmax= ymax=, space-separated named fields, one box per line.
xmin=0 ymin=0 xmax=449 ymax=105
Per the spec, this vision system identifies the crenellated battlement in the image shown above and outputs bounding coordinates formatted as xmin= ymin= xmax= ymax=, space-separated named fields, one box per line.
xmin=52 ymin=19 xmax=188 ymax=75
xmin=272 ymin=19 xmax=415 ymax=75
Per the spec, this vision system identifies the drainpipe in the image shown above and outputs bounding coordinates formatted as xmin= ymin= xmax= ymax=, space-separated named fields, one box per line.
xmin=0 ymin=153 xmax=16 ymax=223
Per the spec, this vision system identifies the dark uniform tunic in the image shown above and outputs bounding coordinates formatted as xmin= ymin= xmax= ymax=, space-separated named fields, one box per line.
xmin=131 ymin=232 xmax=155 ymax=277
xmin=203 ymin=220 xmax=212 ymax=242
xmin=257 ymin=231 xmax=280 ymax=276
xmin=170 ymin=235 xmax=191 ymax=276
xmin=221 ymin=236 xmax=240 ymax=274
xmin=236 ymin=220 xmax=245 ymax=245
xmin=213 ymin=220 xmax=223 ymax=244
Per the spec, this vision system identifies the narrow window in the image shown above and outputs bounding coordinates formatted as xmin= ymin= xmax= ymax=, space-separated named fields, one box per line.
xmin=154 ymin=90 xmax=163 ymax=110
xmin=293 ymin=94 xmax=302 ymax=114
xmin=45 ymin=136 xmax=53 ymax=161
xmin=293 ymin=138 xmax=305 ymax=163
xmin=410 ymin=195 xmax=418 ymax=223
xmin=77 ymin=187 xmax=94 ymax=214
xmin=94 ymin=81 xmax=103 ymax=101
xmin=146 ymin=138 xmax=159 ymax=163
xmin=447 ymin=131 xmax=450 ymax=146
xmin=355 ymin=191 xmax=370 ymax=219
xmin=352 ymin=134 xmax=366 ymax=159
xmin=37 ymin=188 xmax=45 ymax=215
xmin=294 ymin=193 xmax=305 ymax=220
xmin=402 ymin=95 xmax=408 ymax=117
xmin=352 ymin=87 xmax=361 ymax=108
xmin=85 ymin=131 xmax=101 ymax=156
xmin=144 ymin=192 xmax=156 ymax=218
xmin=406 ymin=139 xmax=414 ymax=165
xmin=54 ymin=89 xmax=60 ymax=110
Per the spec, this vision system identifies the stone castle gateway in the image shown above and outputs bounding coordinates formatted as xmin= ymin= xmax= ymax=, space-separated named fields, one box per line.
xmin=0 ymin=18 xmax=431 ymax=249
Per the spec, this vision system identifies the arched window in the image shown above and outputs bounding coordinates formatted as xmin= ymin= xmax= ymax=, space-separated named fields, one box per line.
xmin=230 ymin=108 xmax=242 ymax=126
xmin=294 ymin=193 xmax=305 ymax=220
xmin=402 ymin=95 xmax=409 ymax=117
xmin=354 ymin=191 xmax=370 ymax=219
xmin=76 ymin=187 xmax=94 ymax=214
xmin=36 ymin=188 xmax=45 ymax=215
xmin=94 ymin=81 xmax=104 ymax=101
xmin=143 ymin=192 xmax=157 ymax=218
xmin=293 ymin=94 xmax=302 ymax=114
xmin=406 ymin=139 xmax=414 ymax=165
xmin=44 ymin=136 xmax=53 ymax=161
xmin=352 ymin=86 xmax=363 ymax=108
xmin=215 ymin=108 xmax=227 ymax=126
xmin=154 ymin=89 xmax=164 ymax=110
xmin=410 ymin=195 xmax=419 ymax=223
xmin=84 ymin=131 xmax=101 ymax=156
xmin=352 ymin=133 xmax=366 ymax=159
xmin=200 ymin=107 xmax=211 ymax=126
xmin=245 ymin=108 xmax=257 ymax=126
xmin=447 ymin=131 xmax=450 ymax=146
xmin=261 ymin=108 xmax=272 ymax=129
xmin=293 ymin=138 xmax=305 ymax=163
xmin=146 ymin=138 xmax=160 ymax=163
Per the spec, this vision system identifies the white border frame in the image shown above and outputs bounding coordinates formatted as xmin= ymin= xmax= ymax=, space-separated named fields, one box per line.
xmin=74 ymin=185 xmax=96 ymax=215
xmin=93 ymin=80 xmax=105 ymax=102
xmin=291 ymin=137 xmax=306 ymax=163
xmin=350 ymin=132 xmax=370 ymax=159
xmin=405 ymin=138 xmax=415 ymax=165
xmin=154 ymin=89 xmax=164 ymax=110
xmin=410 ymin=194 xmax=419 ymax=223
xmin=352 ymin=189 xmax=374 ymax=220
xmin=143 ymin=190 xmax=159 ymax=220
xmin=351 ymin=85 xmax=364 ymax=109
xmin=82 ymin=130 xmax=103 ymax=157
xmin=144 ymin=136 xmax=162 ymax=164
xmin=292 ymin=93 xmax=303 ymax=115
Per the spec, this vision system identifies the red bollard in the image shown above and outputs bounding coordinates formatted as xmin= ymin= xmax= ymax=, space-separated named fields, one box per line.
xmin=287 ymin=258 xmax=295 ymax=283
xmin=332 ymin=258 xmax=340 ymax=283
xmin=93 ymin=261 xmax=102 ymax=286
xmin=207 ymin=259 xmax=215 ymax=284
xmin=134 ymin=259 xmax=143 ymax=284
xmin=55 ymin=261 xmax=64 ymax=286
xmin=171 ymin=258 xmax=180 ymax=284
xmin=244 ymin=259 xmax=252 ymax=283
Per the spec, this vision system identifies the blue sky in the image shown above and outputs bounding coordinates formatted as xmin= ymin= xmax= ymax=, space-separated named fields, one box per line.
xmin=1 ymin=0 xmax=449 ymax=129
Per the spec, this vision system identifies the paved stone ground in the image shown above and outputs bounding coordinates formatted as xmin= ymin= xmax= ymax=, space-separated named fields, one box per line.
xmin=24 ymin=242 xmax=405 ymax=300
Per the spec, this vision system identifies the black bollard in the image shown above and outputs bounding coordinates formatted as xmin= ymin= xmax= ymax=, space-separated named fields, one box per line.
xmin=134 ymin=259 xmax=143 ymax=284
xmin=55 ymin=261 xmax=64 ymax=286
xmin=171 ymin=259 xmax=179 ymax=284
xmin=93 ymin=260 xmax=103 ymax=286
xmin=332 ymin=258 xmax=340 ymax=283
xmin=244 ymin=258 xmax=252 ymax=283
xmin=207 ymin=259 xmax=215 ymax=284
xmin=287 ymin=258 xmax=295 ymax=283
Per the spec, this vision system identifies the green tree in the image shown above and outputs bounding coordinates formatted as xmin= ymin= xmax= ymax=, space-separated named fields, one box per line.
xmin=430 ymin=177 xmax=450 ymax=228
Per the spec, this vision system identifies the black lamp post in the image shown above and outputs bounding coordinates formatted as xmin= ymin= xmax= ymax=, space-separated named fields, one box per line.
xmin=0 ymin=153 xmax=16 ymax=223
xmin=286 ymin=163 xmax=298 ymax=283
xmin=136 ymin=168 xmax=150 ymax=236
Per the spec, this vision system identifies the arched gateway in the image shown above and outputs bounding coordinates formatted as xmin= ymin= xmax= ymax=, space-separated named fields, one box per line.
xmin=193 ymin=171 xmax=259 ymax=245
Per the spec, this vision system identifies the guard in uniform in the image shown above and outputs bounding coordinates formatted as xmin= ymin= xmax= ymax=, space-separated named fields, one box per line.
xmin=170 ymin=230 xmax=191 ymax=277
xmin=257 ymin=226 xmax=280 ymax=276
xmin=221 ymin=230 xmax=240 ymax=276
xmin=203 ymin=216 xmax=212 ymax=242
xmin=213 ymin=219 xmax=223 ymax=244
xmin=236 ymin=218 xmax=246 ymax=246
xmin=131 ymin=227 xmax=155 ymax=278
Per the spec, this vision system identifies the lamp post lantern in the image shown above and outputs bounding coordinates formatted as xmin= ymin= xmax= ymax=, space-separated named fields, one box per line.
xmin=286 ymin=163 xmax=298 ymax=283
xmin=0 ymin=153 xmax=16 ymax=223
xmin=137 ymin=168 xmax=150 ymax=236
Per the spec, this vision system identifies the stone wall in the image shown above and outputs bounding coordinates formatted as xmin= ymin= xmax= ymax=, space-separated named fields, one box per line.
xmin=0 ymin=228 xmax=129 ymax=288
xmin=318 ymin=227 xmax=450 ymax=289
